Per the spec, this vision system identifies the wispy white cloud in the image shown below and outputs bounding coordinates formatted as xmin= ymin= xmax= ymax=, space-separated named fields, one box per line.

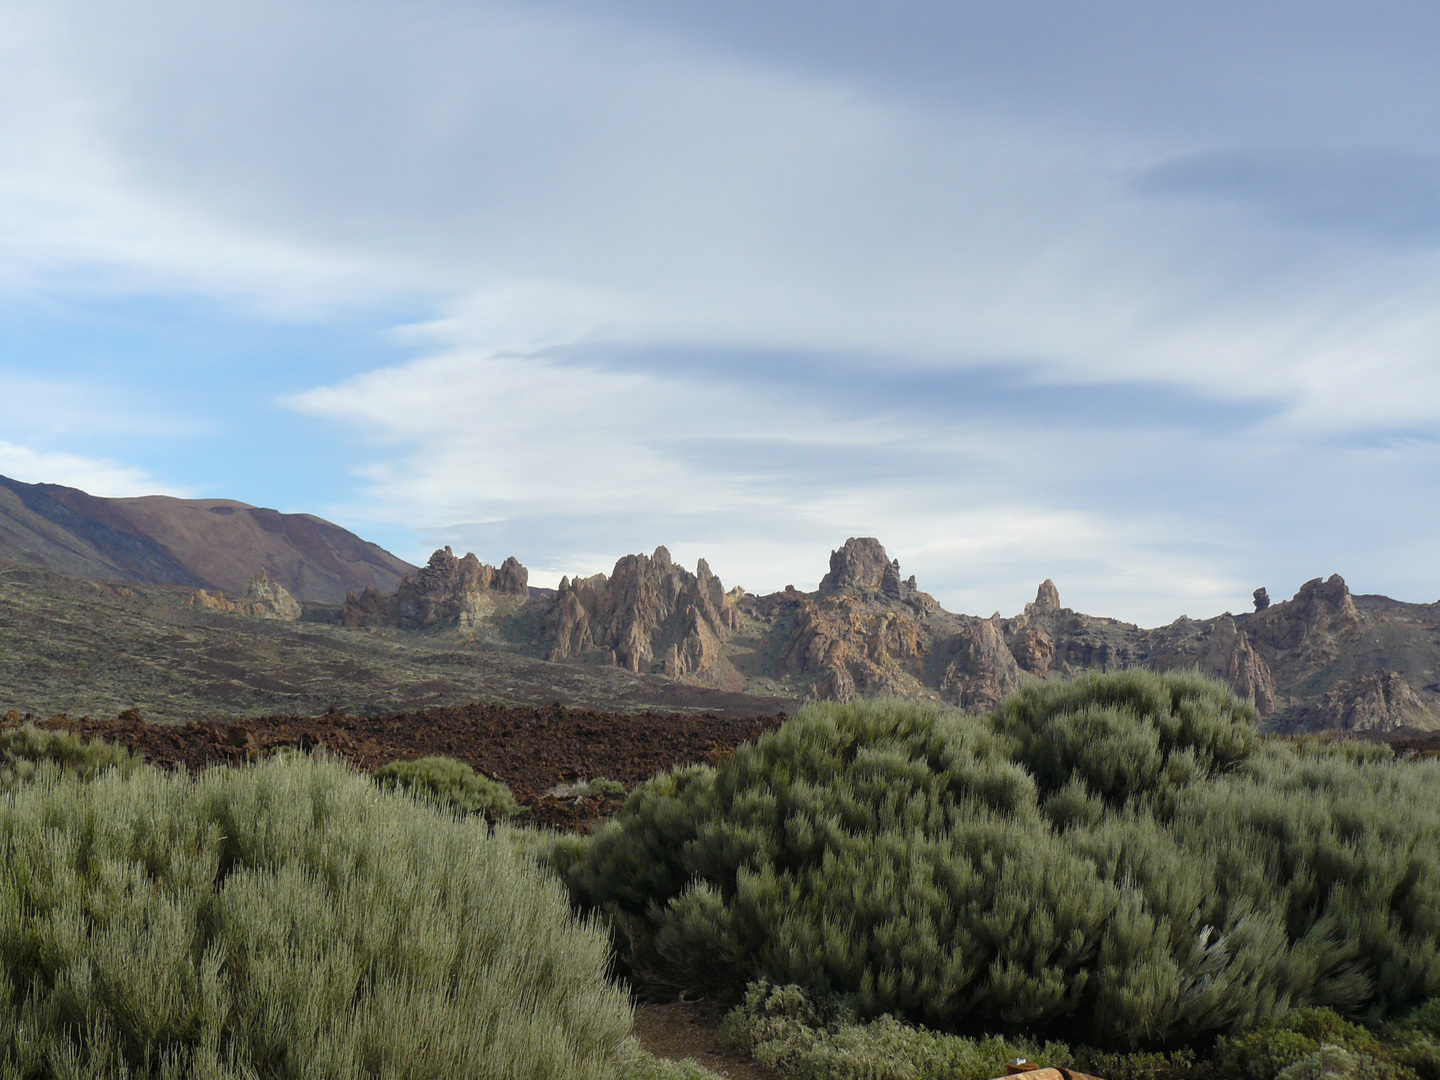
xmin=3 ymin=1 xmax=1440 ymax=618
xmin=0 ymin=440 xmax=190 ymax=498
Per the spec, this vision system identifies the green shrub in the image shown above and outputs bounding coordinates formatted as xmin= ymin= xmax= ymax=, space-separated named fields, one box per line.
xmin=374 ymin=754 xmax=522 ymax=818
xmin=0 ymin=723 xmax=138 ymax=789
xmin=1214 ymin=1008 xmax=1417 ymax=1080
xmin=619 ymin=1053 xmax=726 ymax=1079
xmin=0 ymin=752 xmax=630 ymax=1078
xmin=720 ymin=979 xmax=1193 ymax=1080
xmin=556 ymin=671 xmax=1440 ymax=1048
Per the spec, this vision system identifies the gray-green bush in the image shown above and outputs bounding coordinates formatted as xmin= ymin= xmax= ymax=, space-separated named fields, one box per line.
xmin=721 ymin=980 xmax=1440 ymax=1080
xmin=374 ymin=753 xmax=523 ymax=818
xmin=0 ymin=723 xmax=138 ymax=790
xmin=722 ymin=979 xmax=1192 ymax=1080
xmin=0 ymin=751 xmax=631 ymax=1079
xmin=555 ymin=671 xmax=1440 ymax=1048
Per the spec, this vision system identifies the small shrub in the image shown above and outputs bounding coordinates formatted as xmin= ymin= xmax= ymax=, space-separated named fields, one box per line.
xmin=1213 ymin=1009 xmax=1418 ymax=1080
xmin=374 ymin=754 xmax=522 ymax=818
xmin=0 ymin=722 xmax=138 ymax=788
xmin=721 ymin=980 xmax=1193 ymax=1080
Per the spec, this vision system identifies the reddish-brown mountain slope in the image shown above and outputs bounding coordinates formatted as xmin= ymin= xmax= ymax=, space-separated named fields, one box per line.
xmin=0 ymin=475 xmax=414 ymax=603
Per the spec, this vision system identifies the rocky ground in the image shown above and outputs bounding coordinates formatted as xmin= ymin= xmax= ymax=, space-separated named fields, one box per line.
xmin=0 ymin=563 xmax=798 ymax=723
xmin=8 ymin=530 xmax=1440 ymax=734
xmin=3 ymin=701 xmax=787 ymax=831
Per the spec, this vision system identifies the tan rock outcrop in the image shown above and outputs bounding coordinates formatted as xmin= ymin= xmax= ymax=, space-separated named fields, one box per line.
xmin=541 ymin=548 xmax=737 ymax=677
xmin=1292 ymin=672 xmax=1440 ymax=732
xmin=940 ymin=617 xmax=1022 ymax=710
xmin=341 ymin=546 xmax=528 ymax=630
xmin=188 ymin=570 xmax=301 ymax=621
xmin=241 ymin=570 xmax=303 ymax=621
xmin=1009 ymin=624 xmax=1055 ymax=676
xmin=1248 ymin=574 xmax=1361 ymax=676
xmin=1203 ymin=617 xmax=1276 ymax=715
xmin=1032 ymin=579 xmax=1060 ymax=612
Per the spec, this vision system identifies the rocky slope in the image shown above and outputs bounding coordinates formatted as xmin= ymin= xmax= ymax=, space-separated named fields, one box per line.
xmin=340 ymin=536 xmax=1440 ymax=732
xmin=0 ymin=474 xmax=414 ymax=603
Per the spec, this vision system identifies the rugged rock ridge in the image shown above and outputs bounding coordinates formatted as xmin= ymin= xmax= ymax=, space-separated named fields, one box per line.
xmin=542 ymin=547 xmax=739 ymax=677
xmin=940 ymin=617 xmax=1021 ymax=710
xmin=341 ymin=547 xmax=528 ymax=630
xmin=324 ymin=535 xmax=1440 ymax=733
xmin=1292 ymin=672 xmax=1434 ymax=732
xmin=189 ymin=570 xmax=302 ymax=621
xmin=770 ymin=538 xmax=937 ymax=702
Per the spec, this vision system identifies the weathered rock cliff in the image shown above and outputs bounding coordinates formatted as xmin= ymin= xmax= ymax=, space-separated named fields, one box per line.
xmin=341 ymin=547 xmax=528 ymax=630
xmin=542 ymin=547 xmax=739 ymax=678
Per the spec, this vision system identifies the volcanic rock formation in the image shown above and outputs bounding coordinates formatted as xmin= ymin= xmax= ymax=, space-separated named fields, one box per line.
xmin=1291 ymin=672 xmax=1436 ymax=732
xmin=541 ymin=547 xmax=739 ymax=678
xmin=769 ymin=538 xmax=936 ymax=701
xmin=940 ymin=617 xmax=1021 ymax=710
xmin=188 ymin=570 xmax=302 ymax=621
xmin=341 ymin=547 xmax=528 ymax=630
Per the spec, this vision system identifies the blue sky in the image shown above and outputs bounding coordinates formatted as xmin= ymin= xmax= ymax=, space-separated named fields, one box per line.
xmin=3 ymin=0 xmax=1440 ymax=624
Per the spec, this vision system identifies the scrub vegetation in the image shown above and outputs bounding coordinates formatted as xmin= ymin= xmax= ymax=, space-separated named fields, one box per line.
xmin=554 ymin=671 xmax=1440 ymax=1050
xmin=373 ymin=753 xmax=523 ymax=819
xmin=0 ymin=738 xmax=636 ymax=1079
xmin=4 ymin=671 xmax=1440 ymax=1080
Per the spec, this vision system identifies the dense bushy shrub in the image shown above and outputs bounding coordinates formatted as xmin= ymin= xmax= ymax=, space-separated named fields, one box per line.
xmin=0 ymin=752 xmax=631 ymax=1078
xmin=556 ymin=671 xmax=1440 ymax=1048
xmin=374 ymin=754 xmax=522 ymax=818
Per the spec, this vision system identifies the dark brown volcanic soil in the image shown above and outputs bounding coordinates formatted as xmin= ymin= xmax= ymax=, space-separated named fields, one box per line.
xmin=6 ymin=704 xmax=787 ymax=831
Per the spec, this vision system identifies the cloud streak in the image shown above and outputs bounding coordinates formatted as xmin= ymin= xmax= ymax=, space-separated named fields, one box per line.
xmin=2 ymin=1 xmax=1440 ymax=620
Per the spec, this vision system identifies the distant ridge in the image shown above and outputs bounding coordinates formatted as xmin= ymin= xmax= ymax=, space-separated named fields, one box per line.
xmin=0 ymin=475 xmax=415 ymax=604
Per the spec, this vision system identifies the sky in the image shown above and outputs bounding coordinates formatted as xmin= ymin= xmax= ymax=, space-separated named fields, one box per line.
xmin=2 ymin=0 xmax=1439 ymax=625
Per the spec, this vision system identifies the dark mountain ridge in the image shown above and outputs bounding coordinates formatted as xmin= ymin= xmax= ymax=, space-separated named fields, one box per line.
xmin=0 ymin=474 xmax=415 ymax=604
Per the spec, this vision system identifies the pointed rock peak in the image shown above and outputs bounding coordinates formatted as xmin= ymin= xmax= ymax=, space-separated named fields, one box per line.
xmin=1034 ymin=579 xmax=1060 ymax=610
xmin=1293 ymin=574 xmax=1352 ymax=608
xmin=652 ymin=545 xmax=672 ymax=566
xmin=697 ymin=557 xmax=713 ymax=579
xmin=558 ymin=576 xmax=570 ymax=592
xmin=818 ymin=537 xmax=891 ymax=596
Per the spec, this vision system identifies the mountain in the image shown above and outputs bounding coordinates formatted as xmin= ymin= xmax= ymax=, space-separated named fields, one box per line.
xmin=343 ymin=537 xmax=1440 ymax=733
xmin=0 ymin=475 xmax=415 ymax=604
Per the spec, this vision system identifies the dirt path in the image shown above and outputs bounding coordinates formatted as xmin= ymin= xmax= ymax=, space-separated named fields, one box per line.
xmin=633 ymin=1001 xmax=776 ymax=1080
